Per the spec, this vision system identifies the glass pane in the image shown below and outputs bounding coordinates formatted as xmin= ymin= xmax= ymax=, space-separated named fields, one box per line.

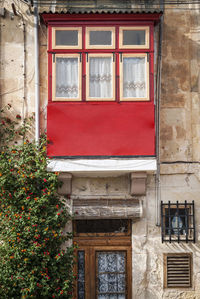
xmin=165 ymin=208 xmax=187 ymax=235
xmin=89 ymin=57 xmax=112 ymax=98
xmin=78 ymin=251 xmax=85 ymax=299
xmin=98 ymin=252 xmax=125 ymax=273
xmin=90 ymin=31 xmax=112 ymax=45
xmin=123 ymin=57 xmax=146 ymax=98
xmin=56 ymin=30 xmax=78 ymax=46
xmin=97 ymin=252 xmax=126 ymax=299
xmin=56 ymin=57 xmax=79 ymax=98
xmin=75 ymin=220 xmax=129 ymax=234
xmin=123 ymin=30 xmax=145 ymax=45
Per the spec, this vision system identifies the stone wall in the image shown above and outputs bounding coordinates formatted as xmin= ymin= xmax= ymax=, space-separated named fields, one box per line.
xmin=0 ymin=0 xmax=47 ymax=134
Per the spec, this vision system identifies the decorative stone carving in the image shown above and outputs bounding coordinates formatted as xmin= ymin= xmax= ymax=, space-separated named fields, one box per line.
xmin=130 ymin=172 xmax=147 ymax=196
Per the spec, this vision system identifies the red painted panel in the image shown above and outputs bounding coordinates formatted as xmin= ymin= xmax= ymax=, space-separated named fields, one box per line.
xmin=47 ymin=103 xmax=155 ymax=157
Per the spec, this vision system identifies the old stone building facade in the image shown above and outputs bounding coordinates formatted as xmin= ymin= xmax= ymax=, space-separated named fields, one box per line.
xmin=0 ymin=0 xmax=200 ymax=298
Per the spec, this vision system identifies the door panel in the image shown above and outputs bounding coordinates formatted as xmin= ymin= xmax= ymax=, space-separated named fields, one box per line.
xmin=76 ymin=246 xmax=131 ymax=299
xmin=96 ymin=251 xmax=126 ymax=299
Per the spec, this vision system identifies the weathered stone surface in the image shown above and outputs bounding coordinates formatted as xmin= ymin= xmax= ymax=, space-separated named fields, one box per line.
xmin=73 ymin=197 xmax=141 ymax=219
xmin=72 ymin=175 xmax=130 ymax=197
xmin=132 ymin=253 xmax=147 ymax=299
xmin=130 ymin=172 xmax=147 ymax=196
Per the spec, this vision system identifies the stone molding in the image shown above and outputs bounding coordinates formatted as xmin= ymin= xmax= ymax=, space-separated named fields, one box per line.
xmin=73 ymin=198 xmax=142 ymax=219
xmin=130 ymin=172 xmax=147 ymax=195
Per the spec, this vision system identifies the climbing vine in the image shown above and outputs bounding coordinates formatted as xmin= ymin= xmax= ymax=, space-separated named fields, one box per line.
xmin=0 ymin=104 xmax=74 ymax=298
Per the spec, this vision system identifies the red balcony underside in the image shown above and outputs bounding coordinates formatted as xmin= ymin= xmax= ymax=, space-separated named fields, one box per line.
xmin=47 ymin=102 xmax=155 ymax=157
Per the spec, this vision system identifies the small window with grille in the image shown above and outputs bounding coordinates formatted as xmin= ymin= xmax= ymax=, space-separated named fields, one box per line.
xmin=164 ymin=253 xmax=192 ymax=288
xmin=161 ymin=201 xmax=195 ymax=243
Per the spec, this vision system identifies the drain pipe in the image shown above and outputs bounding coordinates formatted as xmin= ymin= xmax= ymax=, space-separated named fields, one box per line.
xmin=34 ymin=2 xmax=40 ymax=143
xmin=155 ymin=14 xmax=164 ymax=226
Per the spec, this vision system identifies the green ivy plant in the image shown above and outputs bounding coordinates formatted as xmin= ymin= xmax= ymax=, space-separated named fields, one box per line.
xmin=0 ymin=105 xmax=75 ymax=298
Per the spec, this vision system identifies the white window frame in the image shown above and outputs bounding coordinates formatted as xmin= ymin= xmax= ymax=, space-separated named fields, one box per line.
xmin=52 ymin=53 xmax=82 ymax=102
xmin=86 ymin=53 xmax=115 ymax=101
xmin=52 ymin=27 xmax=82 ymax=49
xmin=119 ymin=26 xmax=150 ymax=49
xmin=85 ymin=26 xmax=115 ymax=49
xmin=120 ymin=53 xmax=149 ymax=101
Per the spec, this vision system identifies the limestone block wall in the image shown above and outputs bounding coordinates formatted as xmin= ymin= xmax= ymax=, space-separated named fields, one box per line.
xmin=132 ymin=173 xmax=200 ymax=299
xmin=160 ymin=6 xmax=200 ymax=162
xmin=0 ymin=0 xmax=47 ymax=134
xmin=136 ymin=4 xmax=200 ymax=298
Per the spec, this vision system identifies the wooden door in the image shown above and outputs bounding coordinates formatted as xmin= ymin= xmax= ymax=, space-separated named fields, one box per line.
xmin=74 ymin=220 xmax=132 ymax=299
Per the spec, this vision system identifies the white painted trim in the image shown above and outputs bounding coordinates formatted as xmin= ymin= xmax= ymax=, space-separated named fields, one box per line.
xmin=47 ymin=158 xmax=157 ymax=176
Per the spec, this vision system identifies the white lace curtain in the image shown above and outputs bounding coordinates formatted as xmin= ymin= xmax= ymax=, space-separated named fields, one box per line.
xmin=123 ymin=57 xmax=146 ymax=98
xmin=56 ymin=57 xmax=79 ymax=98
xmin=89 ymin=57 xmax=112 ymax=98
xmin=55 ymin=56 xmax=145 ymax=100
xmin=97 ymin=252 xmax=126 ymax=299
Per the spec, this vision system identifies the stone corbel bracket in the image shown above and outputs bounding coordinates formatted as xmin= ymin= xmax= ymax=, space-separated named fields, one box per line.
xmin=58 ymin=173 xmax=72 ymax=195
xmin=130 ymin=172 xmax=147 ymax=196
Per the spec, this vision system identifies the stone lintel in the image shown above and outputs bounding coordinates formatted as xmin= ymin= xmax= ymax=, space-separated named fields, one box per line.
xmin=58 ymin=173 xmax=72 ymax=195
xmin=130 ymin=172 xmax=147 ymax=196
xmin=73 ymin=198 xmax=142 ymax=219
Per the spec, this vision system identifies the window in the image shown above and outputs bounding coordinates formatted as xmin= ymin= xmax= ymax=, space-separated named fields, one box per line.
xmin=52 ymin=54 xmax=82 ymax=101
xmin=52 ymin=27 xmax=82 ymax=49
xmin=86 ymin=27 xmax=115 ymax=49
xmin=163 ymin=253 xmax=192 ymax=288
xmin=86 ymin=53 xmax=115 ymax=101
xmin=119 ymin=26 xmax=149 ymax=49
xmin=161 ymin=201 xmax=195 ymax=243
xmin=120 ymin=54 xmax=149 ymax=101
xmin=74 ymin=219 xmax=131 ymax=236
xmin=50 ymin=23 xmax=152 ymax=102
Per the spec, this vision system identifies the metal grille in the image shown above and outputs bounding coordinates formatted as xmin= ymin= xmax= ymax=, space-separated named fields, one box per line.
xmin=161 ymin=201 xmax=195 ymax=243
xmin=164 ymin=254 xmax=192 ymax=288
